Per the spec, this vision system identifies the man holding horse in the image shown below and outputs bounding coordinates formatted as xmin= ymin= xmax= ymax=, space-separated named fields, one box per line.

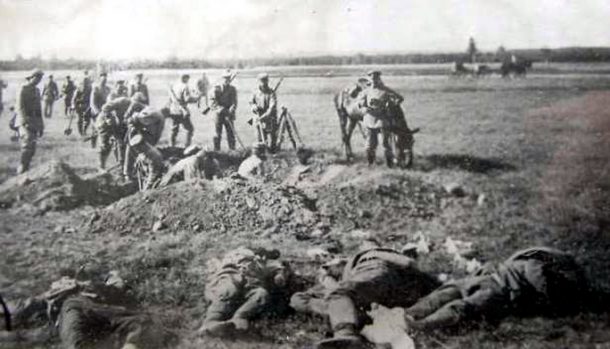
xmin=360 ymin=70 xmax=404 ymax=167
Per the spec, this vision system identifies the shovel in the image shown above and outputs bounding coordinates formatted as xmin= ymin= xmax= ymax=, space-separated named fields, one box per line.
xmin=64 ymin=108 xmax=76 ymax=136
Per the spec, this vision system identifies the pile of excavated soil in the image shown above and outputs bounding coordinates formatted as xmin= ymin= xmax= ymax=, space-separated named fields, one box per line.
xmin=0 ymin=161 xmax=136 ymax=212
xmin=86 ymin=156 xmax=449 ymax=246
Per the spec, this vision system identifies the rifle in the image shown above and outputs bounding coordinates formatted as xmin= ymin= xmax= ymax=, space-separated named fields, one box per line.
xmin=202 ymin=72 xmax=238 ymax=116
xmin=247 ymin=76 xmax=284 ymax=126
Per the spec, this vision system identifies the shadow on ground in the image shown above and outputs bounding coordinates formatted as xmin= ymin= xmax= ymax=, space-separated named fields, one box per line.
xmin=418 ymin=153 xmax=517 ymax=174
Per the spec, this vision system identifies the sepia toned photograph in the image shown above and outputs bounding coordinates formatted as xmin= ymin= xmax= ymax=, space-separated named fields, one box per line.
xmin=1 ymin=0 xmax=609 ymax=348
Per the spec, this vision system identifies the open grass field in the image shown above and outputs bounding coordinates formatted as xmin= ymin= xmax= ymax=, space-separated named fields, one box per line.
xmin=1 ymin=63 xmax=610 ymax=348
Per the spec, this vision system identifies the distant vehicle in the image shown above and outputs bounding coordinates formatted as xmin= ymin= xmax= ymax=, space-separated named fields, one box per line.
xmin=500 ymin=60 xmax=533 ymax=78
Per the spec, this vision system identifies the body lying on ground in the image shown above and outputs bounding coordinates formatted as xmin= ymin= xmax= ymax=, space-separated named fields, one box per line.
xmin=290 ymin=239 xmax=439 ymax=349
xmin=0 ymin=273 xmax=177 ymax=349
xmin=158 ymin=145 xmax=220 ymax=187
xmin=199 ymin=247 xmax=294 ymax=338
xmin=402 ymin=246 xmax=605 ymax=330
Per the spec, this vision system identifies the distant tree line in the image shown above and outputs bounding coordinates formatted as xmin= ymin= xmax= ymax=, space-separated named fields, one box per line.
xmin=2 ymin=47 xmax=610 ymax=71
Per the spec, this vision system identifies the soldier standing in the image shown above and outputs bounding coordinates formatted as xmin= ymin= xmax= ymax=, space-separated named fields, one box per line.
xmin=71 ymin=79 xmax=93 ymax=136
xmin=360 ymin=70 xmax=403 ymax=167
xmin=129 ymin=73 xmax=149 ymax=105
xmin=196 ymin=72 xmax=209 ymax=109
xmin=60 ymin=75 xmax=76 ymax=117
xmin=209 ymin=70 xmax=237 ymax=150
xmin=16 ymin=69 xmax=44 ymax=174
xmin=41 ymin=74 xmax=59 ymax=118
xmin=110 ymin=79 xmax=129 ymax=100
xmin=89 ymin=72 xmax=111 ymax=147
xmin=249 ymin=73 xmax=278 ymax=152
xmin=168 ymin=74 xmax=198 ymax=147
xmin=0 ymin=78 xmax=7 ymax=116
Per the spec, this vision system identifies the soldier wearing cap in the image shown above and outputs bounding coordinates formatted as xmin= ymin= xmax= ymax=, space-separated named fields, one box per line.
xmin=209 ymin=70 xmax=238 ymax=150
xmin=71 ymin=78 xmax=93 ymax=136
xmin=123 ymin=106 xmax=170 ymax=183
xmin=129 ymin=73 xmax=149 ymax=105
xmin=0 ymin=77 xmax=8 ymax=116
xmin=237 ymin=142 xmax=267 ymax=180
xmin=249 ymin=73 xmax=278 ymax=152
xmin=60 ymin=75 xmax=76 ymax=117
xmin=359 ymin=70 xmax=404 ymax=167
xmin=168 ymin=73 xmax=198 ymax=147
xmin=96 ymin=93 xmax=147 ymax=170
xmin=15 ymin=69 xmax=44 ymax=173
xmin=41 ymin=74 xmax=59 ymax=118
xmin=89 ymin=72 xmax=111 ymax=147
xmin=109 ymin=79 xmax=129 ymax=101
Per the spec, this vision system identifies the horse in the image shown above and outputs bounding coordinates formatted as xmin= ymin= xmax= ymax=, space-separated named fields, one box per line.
xmin=500 ymin=60 xmax=532 ymax=78
xmin=333 ymin=83 xmax=419 ymax=168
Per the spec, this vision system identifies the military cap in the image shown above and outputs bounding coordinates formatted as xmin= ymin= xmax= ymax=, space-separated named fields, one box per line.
xmin=221 ymin=70 xmax=233 ymax=78
xmin=66 ymin=75 xmax=71 ymax=79
xmin=257 ymin=72 xmax=269 ymax=81
xmin=27 ymin=68 xmax=44 ymax=79
xmin=131 ymin=92 xmax=147 ymax=104
xmin=117 ymin=79 xmax=125 ymax=84
xmin=135 ymin=73 xmax=144 ymax=78
xmin=366 ymin=70 xmax=382 ymax=76
xmin=49 ymin=74 xmax=54 ymax=78
xmin=99 ymin=71 xmax=108 ymax=77
xmin=181 ymin=73 xmax=190 ymax=79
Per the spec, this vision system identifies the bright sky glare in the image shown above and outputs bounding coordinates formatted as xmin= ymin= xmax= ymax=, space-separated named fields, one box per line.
xmin=1 ymin=0 xmax=609 ymax=60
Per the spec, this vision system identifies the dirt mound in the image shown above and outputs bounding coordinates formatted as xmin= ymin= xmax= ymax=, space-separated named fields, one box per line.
xmin=0 ymin=161 xmax=136 ymax=212
xmin=87 ymin=155 xmax=448 ymax=245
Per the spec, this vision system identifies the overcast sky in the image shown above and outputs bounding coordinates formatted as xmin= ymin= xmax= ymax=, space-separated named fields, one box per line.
xmin=1 ymin=0 xmax=609 ymax=60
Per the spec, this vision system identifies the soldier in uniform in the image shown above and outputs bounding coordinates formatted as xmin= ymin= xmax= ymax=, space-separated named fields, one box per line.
xmin=360 ymin=70 xmax=404 ymax=167
xmin=249 ymin=73 xmax=278 ymax=152
xmin=123 ymin=106 xmax=170 ymax=184
xmin=168 ymin=73 xmax=198 ymax=147
xmin=41 ymin=74 xmax=59 ymax=118
xmin=237 ymin=142 xmax=266 ymax=180
xmin=196 ymin=72 xmax=209 ymax=109
xmin=129 ymin=73 xmax=149 ymax=105
xmin=306 ymin=239 xmax=439 ymax=349
xmin=158 ymin=145 xmax=219 ymax=186
xmin=16 ymin=69 xmax=44 ymax=174
xmin=209 ymin=70 xmax=238 ymax=150
xmin=199 ymin=247 xmax=293 ymax=337
xmin=109 ymin=80 xmax=129 ymax=101
xmin=61 ymin=75 xmax=76 ymax=117
xmin=96 ymin=92 xmax=147 ymax=170
xmin=0 ymin=78 xmax=7 ymax=116
xmin=1 ymin=273 xmax=177 ymax=348
xmin=90 ymin=72 xmax=112 ymax=147
xmin=71 ymin=79 xmax=93 ymax=136
xmin=402 ymin=247 xmax=597 ymax=330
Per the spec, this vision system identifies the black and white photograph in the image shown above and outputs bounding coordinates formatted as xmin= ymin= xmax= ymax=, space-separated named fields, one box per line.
xmin=1 ymin=0 xmax=609 ymax=348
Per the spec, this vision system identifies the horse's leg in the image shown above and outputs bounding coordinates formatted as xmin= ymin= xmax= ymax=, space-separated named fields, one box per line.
xmin=346 ymin=118 xmax=357 ymax=161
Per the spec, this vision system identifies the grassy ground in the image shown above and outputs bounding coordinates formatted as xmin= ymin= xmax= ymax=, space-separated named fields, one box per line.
xmin=0 ymin=67 xmax=609 ymax=348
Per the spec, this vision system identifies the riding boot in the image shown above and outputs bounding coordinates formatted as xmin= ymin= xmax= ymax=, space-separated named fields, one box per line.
xmin=170 ymin=133 xmax=177 ymax=147
xmin=185 ymin=133 xmax=192 ymax=148
xmin=213 ymin=136 xmax=221 ymax=151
